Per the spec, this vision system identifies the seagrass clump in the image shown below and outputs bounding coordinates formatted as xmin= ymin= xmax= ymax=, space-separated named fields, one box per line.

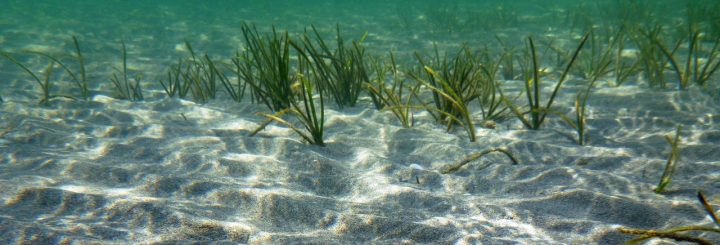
xmin=158 ymin=41 xmax=239 ymax=103
xmin=249 ymin=41 xmax=326 ymax=146
xmin=409 ymin=45 xmax=498 ymax=142
xmin=365 ymin=52 xmax=418 ymax=128
xmin=503 ymin=33 xmax=589 ymax=130
xmin=630 ymin=24 xmax=675 ymax=89
xmin=239 ymin=23 xmax=295 ymax=112
xmin=291 ymin=24 xmax=370 ymax=109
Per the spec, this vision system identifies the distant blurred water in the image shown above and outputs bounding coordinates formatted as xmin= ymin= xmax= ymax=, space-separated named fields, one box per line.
xmin=0 ymin=0 xmax=717 ymax=90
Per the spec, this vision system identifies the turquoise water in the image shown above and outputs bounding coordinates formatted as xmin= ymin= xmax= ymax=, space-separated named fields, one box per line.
xmin=0 ymin=0 xmax=717 ymax=78
xmin=1 ymin=0 xmax=717 ymax=95
xmin=1 ymin=0 xmax=720 ymax=244
xmin=0 ymin=0 xmax=717 ymax=66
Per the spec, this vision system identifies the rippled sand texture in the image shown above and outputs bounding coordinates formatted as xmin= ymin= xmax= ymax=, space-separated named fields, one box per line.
xmin=2 ymin=0 xmax=720 ymax=244
xmin=0 ymin=82 xmax=718 ymax=243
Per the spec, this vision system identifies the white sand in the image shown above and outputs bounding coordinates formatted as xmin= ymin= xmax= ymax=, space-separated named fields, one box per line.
xmin=1 ymin=80 xmax=719 ymax=244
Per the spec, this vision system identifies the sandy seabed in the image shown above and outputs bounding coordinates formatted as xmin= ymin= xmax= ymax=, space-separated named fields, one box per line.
xmin=0 ymin=81 xmax=719 ymax=244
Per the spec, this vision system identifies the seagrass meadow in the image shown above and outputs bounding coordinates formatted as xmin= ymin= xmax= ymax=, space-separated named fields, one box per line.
xmin=1 ymin=0 xmax=720 ymax=244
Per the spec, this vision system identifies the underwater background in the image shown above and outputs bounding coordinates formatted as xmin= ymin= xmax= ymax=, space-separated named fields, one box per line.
xmin=1 ymin=0 xmax=718 ymax=71
xmin=1 ymin=0 xmax=720 ymax=244
xmin=1 ymin=0 xmax=719 ymax=88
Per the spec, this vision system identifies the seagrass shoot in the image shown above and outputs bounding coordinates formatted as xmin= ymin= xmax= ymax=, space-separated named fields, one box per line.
xmin=110 ymin=40 xmax=143 ymax=101
xmin=291 ymin=24 xmax=370 ymax=109
xmin=611 ymin=27 xmax=641 ymax=87
xmin=1 ymin=52 xmax=75 ymax=106
xmin=158 ymin=57 xmax=190 ymax=99
xmin=27 ymin=36 xmax=90 ymax=101
xmin=180 ymin=41 xmax=218 ymax=103
xmin=651 ymin=1 xmax=720 ymax=90
xmin=409 ymin=45 xmax=488 ymax=142
xmin=474 ymin=49 xmax=509 ymax=122
xmin=250 ymin=74 xmax=326 ymax=146
xmin=365 ymin=52 xmax=419 ymax=128
xmin=441 ymin=148 xmax=518 ymax=174
xmin=630 ymin=24 xmax=675 ymax=89
xmin=410 ymin=65 xmax=477 ymax=142
xmin=240 ymin=23 xmax=294 ymax=112
xmin=218 ymin=50 xmax=248 ymax=103
xmin=654 ymin=125 xmax=682 ymax=193
xmin=250 ymin=47 xmax=326 ymax=146
xmin=573 ymin=28 xmax=622 ymax=84
xmin=572 ymin=86 xmax=591 ymax=146
xmin=652 ymin=29 xmax=720 ymax=90
xmin=503 ymin=32 xmax=589 ymax=130
xmin=158 ymin=41 xmax=232 ymax=103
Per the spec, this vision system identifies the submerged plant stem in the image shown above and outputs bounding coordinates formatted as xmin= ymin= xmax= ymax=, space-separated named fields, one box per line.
xmin=654 ymin=125 xmax=682 ymax=193
xmin=617 ymin=227 xmax=716 ymax=245
xmin=442 ymin=148 xmax=518 ymax=174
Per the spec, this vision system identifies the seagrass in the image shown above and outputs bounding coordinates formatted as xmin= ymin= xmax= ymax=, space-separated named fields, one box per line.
xmin=250 ymin=56 xmax=326 ymax=146
xmin=366 ymin=52 xmax=418 ymax=128
xmin=653 ymin=30 xmax=720 ymax=89
xmin=654 ymin=126 xmax=682 ymax=193
xmin=110 ymin=40 xmax=143 ymax=101
xmin=410 ymin=45 xmax=491 ymax=141
xmin=504 ymin=33 xmax=589 ymax=130
xmin=631 ymin=24 xmax=675 ymax=88
xmin=240 ymin=23 xmax=294 ymax=112
xmin=409 ymin=65 xmax=478 ymax=142
xmin=1 ymin=52 xmax=75 ymax=105
xmin=617 ymin=191 xmax=720 ymax=245
xmin=292 ymin=24 xmax=369 ymax=109
xmin=27 ymin=36 xmax=89 ymax=101
xmin=441 ymin=148 xmax=518 ymax=174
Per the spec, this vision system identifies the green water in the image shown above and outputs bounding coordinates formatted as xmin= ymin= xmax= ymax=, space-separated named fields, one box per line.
xmin=1 ymin=0 xmax=716 ymax=53
xmin=1 ymin=0 xmax=717 ymax=89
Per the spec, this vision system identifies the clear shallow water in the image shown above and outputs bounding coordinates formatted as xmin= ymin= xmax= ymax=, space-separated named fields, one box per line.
xmin=1 ymin=0 xmax=720 ymax=244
